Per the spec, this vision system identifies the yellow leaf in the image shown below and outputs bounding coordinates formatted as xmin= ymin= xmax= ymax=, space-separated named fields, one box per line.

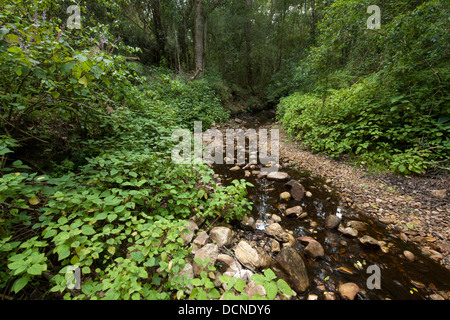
xmin=29 ymin=196 xmax=40 ymax=205
xmin=78 ymin=76 xmax=88 ymax=87
xmin=70 ymin=255 xmax=79 ymax=265
xmin=108 ymin=246 xmax=116 ymax=255
xmin=15 ymin=172 xmax=20 ymax=176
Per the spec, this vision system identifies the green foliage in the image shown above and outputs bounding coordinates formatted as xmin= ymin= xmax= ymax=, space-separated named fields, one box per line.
xmin=146 ymin=73 xmax=230 ymax=130
xmin=0 ymin=0 xmax=253 ymax=300
xmin=278 ymin=0 xmax=450 ymax=175
xmin=0 ymin=0 xmax=144 ymax=171
xmin=188 ymin=263 xmax=295 ymax=301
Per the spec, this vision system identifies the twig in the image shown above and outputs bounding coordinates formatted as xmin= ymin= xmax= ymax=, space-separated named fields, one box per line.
xmin=1 ymin=119 xmax=49 ymax=144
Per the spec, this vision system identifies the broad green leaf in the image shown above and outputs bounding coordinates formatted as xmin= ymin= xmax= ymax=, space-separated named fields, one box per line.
xmin=11 ymin=275 xmax=30 ymax=293
xmin=250 ymin=273 xmax=265 ymax=285
xmin=264 ymin=281 xmax=277 ymax=300
xmin=234 ymin=278 xmax=246 ymax=293
xmin=190 ymin=278 xmax=202 ymax=286
xmin=56 ymin=245 xmax=70 ymax=260
xmin=27 ymin=263 xmax=46 ymax=275
xmin=107 ymin=213 xmax=117 ymax=222
xmin=7 ymin=46 xmax=22 ymax=53
xmin=208 ymin=288 xmax=221 ymax=299
xmin=276 ymin=279 xmax=294 ymax=296
xmin=81 ymin=225 xmax=95 ymax=235
xmin=263 ymin=268 xmax=276 ymax=280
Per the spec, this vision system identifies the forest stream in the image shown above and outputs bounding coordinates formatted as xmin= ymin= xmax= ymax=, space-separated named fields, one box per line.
xmin=211 ymin=110 xmax=450 ymax=300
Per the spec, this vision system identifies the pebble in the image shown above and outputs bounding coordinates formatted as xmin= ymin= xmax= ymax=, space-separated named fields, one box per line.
xmin=339 ymin=282 xmax=360 ymax=300
xmin=272 ymin=214 xmax=282 ymax=223
xmin=403 ymin=250 xmax=415 ymax=262
xmin=280 ymin=192 xmax=291 ymax=201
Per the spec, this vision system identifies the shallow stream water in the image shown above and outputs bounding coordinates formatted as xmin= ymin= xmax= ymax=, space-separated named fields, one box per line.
xmin=212 ymin=111 xmax=450 ymax=300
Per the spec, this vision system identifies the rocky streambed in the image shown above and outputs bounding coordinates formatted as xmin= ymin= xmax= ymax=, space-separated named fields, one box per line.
xmin=175 ymin=112 xmax=450 ymax=300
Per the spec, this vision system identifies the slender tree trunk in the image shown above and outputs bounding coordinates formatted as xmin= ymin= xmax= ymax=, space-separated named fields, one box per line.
xmin=310 ymin=0 xmax=316 ymax=45
xmin=193 ymin=0 xmax=205 ymax=76
xmin=150 ymin=0 xmax=167 ymax=64
xmin=245 ymin=0 xmax=255 ymax=93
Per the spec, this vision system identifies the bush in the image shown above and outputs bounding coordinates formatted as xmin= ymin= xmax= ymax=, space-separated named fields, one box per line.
xmin=278 ymin=73 xmax=449 ymax=175
xmin=146 ymin=74 xmax=230 ymax=130
xmin=277 ymin=0 xmax=449 ymax=175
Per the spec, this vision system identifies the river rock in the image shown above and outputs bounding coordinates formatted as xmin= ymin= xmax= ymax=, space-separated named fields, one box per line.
xmin=265 ymin=238 xmax=281 ymax=253
xmin=284 ymin=233 xmax=297 ymax=247
xmin=256 ymin=247 xmax=274 ymax=269
xmin=430 ymin=293 xmax=446 ymax=300
xmin=339 ymin=282 xmax=360 ymax=300
xmin=403 ymin=250 xmax=415 ymax=262
xmin=297 ymin=236 xmax=324 ymax=258
xmin=324 ymin=292 xmax=336 ymax=300
xmin=359 ymin=235 xmax=382 ymax=249
xmin=181 ymin=220 xmax=199 ymax=246
xmin=193 ymin=243 xmax=219 ymax=276
xmin=305 ymin=191 xmax=312 ymax=198
xmin=193 ymin=231 xmax=209 ymax=247
xmin=209 ymin=226 xmax=232 ymax=247
xmin=267 ymin=171 xmax=290 ymax=181
xmin=229 ymin=269 xmax=254 ymax=282
xmin=235 ymin=240 xmax=260 ymax=270
xmin=265 ymin=223 xmax=290 ymax=243
xmin=280 ymin=192 xmax=291 ymax=201
xmin=244 ymin=281 xmax=266 ymax=299
xmin=325 ymin=215 xmax=341 ymax=229
xmin=240 ymin=215 xmax=256 ymax=231
xmin=346 ymin=220 xmax=367 ymax=231
xmin=285 ymin=180 xmax=305 ymax=201
xmin=305 ymin=239 xmax=325 ymax=259
xmin=275 ymin=246 xmax=309 ymax=293
xmin=216 ymin=254 xmax=241 ymax=273
xmin=338 ymin=225 xmax=358 ymax=237
xmin=272 ymin=214 xmax=282 ymax=223
xmin=285 ymin=206 xmax=307 ymax=219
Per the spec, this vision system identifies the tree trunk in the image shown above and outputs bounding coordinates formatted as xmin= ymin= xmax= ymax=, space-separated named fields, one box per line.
xmin=310 ymin=0 xmax=316 ymax=45
xmin=245 ymin=0 xmax=254 ymax=92
xmin=193 ymin=0 xmax=205 ymax=76
xmin=150 ymin=0 xmax=167 ymax=64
